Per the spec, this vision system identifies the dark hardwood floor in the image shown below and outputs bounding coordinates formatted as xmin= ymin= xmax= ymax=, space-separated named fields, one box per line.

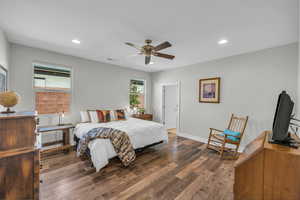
xmin=40 ymin=133 xmax=235 ymax=200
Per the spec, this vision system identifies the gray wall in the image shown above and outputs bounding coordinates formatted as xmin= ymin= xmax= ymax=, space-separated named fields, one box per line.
xmin=8 ymin=42 xmax=299 ymax=147
xmin=152 ymin=43 xmax=298 ymax=147
xmin=0 ymin=29 xmax=10 ymax=112
xmin=10 ymin=44 xmax=152 ymax=126
xmin=298 ymin=2 xmax=300 ymax=117
xmin=0 ymin=29 xmax=9 ymax=70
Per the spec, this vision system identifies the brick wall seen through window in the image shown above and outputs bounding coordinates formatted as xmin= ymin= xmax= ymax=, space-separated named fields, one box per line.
xmin=34 ymin=63 xmax=71 ymax=114
xmin=35 ymin=92 xmax=70 ymax=114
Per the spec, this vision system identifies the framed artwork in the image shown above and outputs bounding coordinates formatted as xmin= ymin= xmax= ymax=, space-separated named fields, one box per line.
xmin=199 ymin=77 xmax=220 ymax=103
xmin=0 ymin=65 xmax=7 ymax=92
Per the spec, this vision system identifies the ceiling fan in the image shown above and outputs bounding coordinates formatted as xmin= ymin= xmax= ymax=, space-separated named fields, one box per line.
xmin=125 ymin=39 xmax=175 ymax=65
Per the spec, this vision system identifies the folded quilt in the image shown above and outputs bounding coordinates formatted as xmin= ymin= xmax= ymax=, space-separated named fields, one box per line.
xmin=77 ymin=127 xmax=136 ymax=167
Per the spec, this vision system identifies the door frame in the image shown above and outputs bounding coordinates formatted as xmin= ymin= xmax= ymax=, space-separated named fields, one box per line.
xmin=161 ymin=81 xmax=181 ymax=133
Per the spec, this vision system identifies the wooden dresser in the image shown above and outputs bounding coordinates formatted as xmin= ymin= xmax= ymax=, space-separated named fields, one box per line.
xmin=234 ymin=131 xmax=300 ymax=200
xmin=0 ymin=112 xmax=40 ymax=200
xmin=132 ymin=114 xmax=153 ymax=121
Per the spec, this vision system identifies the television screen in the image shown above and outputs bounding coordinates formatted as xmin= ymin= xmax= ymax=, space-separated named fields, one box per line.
xmin=272 ymin=91 xmax=294 ymax=142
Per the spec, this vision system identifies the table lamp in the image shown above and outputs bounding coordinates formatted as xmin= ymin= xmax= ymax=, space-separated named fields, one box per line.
xmin=59 ymin=111 xmax=65 ymax=126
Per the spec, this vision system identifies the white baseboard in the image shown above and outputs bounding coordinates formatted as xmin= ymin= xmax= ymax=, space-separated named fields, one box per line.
xmin=176 ymin=132 xmax=245 ymax=153
xmin=177 ymin=132 xmax=208 ymax=144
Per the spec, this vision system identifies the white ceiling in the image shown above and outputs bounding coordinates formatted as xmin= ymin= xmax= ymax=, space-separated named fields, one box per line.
xmin=0 ymin=0 xmax=298 ymax=72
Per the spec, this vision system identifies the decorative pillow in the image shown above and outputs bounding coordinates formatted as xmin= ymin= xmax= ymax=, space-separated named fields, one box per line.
xmin=221 ymin=129 xmax=241 ymax=142
xmin=88 ymin=110 xmax=99 ymax=123
xmin=96 ymin=110 xmax=111 ymax=123
xmin=124 ymin=107 xmax=132 ymax=119
xmin=80 ymin=111 xmax=90 ymax=123
xmin=115 ymin=109 xmax=126 ymax=120
xmin=110 ymin=110 xmax=117 ymax=121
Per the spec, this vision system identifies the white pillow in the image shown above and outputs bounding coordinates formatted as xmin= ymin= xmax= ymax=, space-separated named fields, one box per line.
xmin=88 ymin=110 xmax=99 ymax=123
xmin=80 ymin=111 xmax=90 ymax=123
xmin=125 ymin=107 xmax=133 ymax=118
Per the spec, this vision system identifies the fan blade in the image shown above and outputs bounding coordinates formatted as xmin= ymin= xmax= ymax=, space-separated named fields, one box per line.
xmin=153 ymin=41 xmax=172 ymax=51
xmin=125 ymin=42 xmax=141 ymax=50
xmin=153 ymin=52 xmax=175 ymax=60
xmin=145 ymin=56 xmax=151 ymax=65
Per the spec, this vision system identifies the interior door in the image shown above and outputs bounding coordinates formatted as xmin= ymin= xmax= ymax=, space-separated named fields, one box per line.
xmin=163 ymin=85 xmax=178 ymax=129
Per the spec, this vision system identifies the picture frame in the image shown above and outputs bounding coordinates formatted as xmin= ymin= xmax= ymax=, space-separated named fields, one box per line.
xmin=0 ymin=65 xmax=7 ymax=92
xmin=199 ymin=77 xmax=220 ymax=103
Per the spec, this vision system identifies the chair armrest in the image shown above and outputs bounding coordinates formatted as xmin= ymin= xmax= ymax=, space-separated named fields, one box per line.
xmin=209 ymin=128 xmax=224 ymax=133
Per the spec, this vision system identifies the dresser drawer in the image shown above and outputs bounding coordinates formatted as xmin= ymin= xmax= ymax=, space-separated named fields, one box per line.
xmin=0 ymin=117 xmax=36 ymax=151
xmin=0 ymin=149 xmax=40 ymax=200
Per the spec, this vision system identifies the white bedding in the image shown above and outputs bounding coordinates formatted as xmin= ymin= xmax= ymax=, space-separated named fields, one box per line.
xmin=74 ymin=117 xmax=168 ymax=171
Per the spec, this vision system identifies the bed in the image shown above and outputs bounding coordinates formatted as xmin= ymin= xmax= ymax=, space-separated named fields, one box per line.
xmin=74 ymin=117 xmax=168 ymax=171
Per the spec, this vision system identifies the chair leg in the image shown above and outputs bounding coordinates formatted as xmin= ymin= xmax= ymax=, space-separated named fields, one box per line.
xmin=234 ymin=144 xmax=240 ymax=159
xmin=207 ymin=130 xmax=212 ymax=149
xmin=220 ymin=141 xmax=226 ymax=159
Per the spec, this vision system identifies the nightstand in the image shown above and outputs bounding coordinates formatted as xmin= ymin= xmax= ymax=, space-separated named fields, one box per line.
xmin=37 ymin=124 xmax=74 ymax=156
xmin=132 ymin=114 xmax=153 ymax=121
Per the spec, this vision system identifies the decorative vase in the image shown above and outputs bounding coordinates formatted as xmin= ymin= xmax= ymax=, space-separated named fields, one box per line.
xmin=0 ymin=91 xmax=20 ymax=114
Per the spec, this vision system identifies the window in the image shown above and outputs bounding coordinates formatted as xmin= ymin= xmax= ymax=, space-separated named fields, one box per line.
xmin=33 ymin=63 xmax=71 ymax=114
xmin=129 ymin=79 xmax=145 ymax=109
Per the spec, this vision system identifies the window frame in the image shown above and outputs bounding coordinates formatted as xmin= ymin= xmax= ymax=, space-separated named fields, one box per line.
xmin=129 ymin=79 xmax=147 ymax=110
xmin=32 ymin=61 xmax=73 ymax=116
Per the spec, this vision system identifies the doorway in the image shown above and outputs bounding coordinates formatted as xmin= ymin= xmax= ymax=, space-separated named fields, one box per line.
xmin=162 ymin=83 xmax=180 ymax=134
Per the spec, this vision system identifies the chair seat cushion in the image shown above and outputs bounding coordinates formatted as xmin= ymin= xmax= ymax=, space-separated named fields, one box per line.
xmin=221 ymin=129 xmax=241 ymax=142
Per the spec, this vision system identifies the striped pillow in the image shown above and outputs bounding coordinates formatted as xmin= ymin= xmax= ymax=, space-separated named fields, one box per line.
xmin=110 ymin=110 xmax=117 ymax=121
xmin=96 ymin=110 xmax=111 ymax=123
xmin=115 ymin=109 xmax=126 ymax=120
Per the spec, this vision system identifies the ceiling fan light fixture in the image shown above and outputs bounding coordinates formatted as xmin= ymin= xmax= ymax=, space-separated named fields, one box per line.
xmin=125 ymin=39 xmax=174 ymax=65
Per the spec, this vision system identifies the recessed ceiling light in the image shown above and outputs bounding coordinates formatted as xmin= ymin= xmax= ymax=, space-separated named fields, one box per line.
xmin=149 ymin=62 xmax=154 ymax=65
xmin=72 ymin=39 xmax=81 ymax=44
xmin=218 ymin=39 xmax=228 ymax=45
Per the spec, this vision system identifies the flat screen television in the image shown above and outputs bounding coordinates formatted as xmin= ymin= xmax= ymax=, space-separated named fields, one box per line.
xmin=271 ymin=91 xmax=294 ymax=143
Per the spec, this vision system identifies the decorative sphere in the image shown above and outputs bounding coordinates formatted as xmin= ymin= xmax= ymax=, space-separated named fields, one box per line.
xmin=0 ymin=91 xmax=20 ymax=108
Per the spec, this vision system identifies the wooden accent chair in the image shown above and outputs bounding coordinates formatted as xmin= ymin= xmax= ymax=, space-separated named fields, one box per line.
xmin=207 ymin=114 xmax=249 ymax=159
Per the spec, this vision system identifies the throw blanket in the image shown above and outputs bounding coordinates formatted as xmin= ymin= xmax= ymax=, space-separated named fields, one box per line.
xmin=77 ymin=127 xmax=136 ymax=166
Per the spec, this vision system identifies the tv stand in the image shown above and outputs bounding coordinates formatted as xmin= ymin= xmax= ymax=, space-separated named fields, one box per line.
xmin=268 ymin=133 xmax=300 ymax=149
xmin=234 ymin=131 xmax=300 ymax=200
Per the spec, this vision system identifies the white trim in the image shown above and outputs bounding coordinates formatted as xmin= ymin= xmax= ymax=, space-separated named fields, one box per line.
xmin=177 ymin=132 xmax=208 ymax=143
xmin=177 ymin=132 xmax=245 ymax=152
xmin=161 ymin=81 xmax=181 ymax=132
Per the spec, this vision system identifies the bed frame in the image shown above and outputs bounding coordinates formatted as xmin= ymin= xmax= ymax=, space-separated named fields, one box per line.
xmin=73 ymin=135 xmax=164 ymax=167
